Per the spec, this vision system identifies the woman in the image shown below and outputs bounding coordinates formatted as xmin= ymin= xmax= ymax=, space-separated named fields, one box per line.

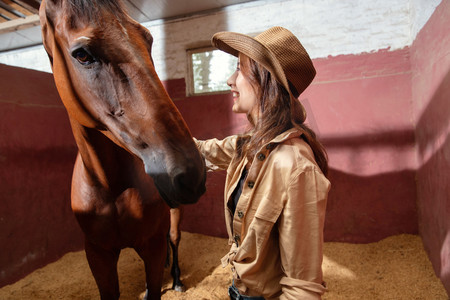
xmin=195 ymin=26 xmax=330 ymax=300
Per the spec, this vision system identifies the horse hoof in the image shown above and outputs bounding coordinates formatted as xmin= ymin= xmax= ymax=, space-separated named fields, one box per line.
xmin=173 ymin=284 xmax=185 ymax=292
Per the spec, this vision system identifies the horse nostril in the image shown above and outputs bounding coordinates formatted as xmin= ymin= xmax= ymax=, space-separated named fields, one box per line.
xmin=173 ymin=171 xmax=191 ymax=191
xmin=173 ymin=167 xmax=205 ymax=201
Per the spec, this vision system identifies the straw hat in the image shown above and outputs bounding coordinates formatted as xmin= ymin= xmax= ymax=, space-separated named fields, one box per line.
xmin=211 ymin=26 xmax=316 ymax=122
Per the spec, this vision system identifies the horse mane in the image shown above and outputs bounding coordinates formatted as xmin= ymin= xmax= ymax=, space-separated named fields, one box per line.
xmin=67 ymin=0 xmax=126 ymax=22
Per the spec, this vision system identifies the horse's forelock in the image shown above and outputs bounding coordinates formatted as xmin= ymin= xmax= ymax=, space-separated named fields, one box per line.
xmin=67 ymin=0 xmax=125 ymax=23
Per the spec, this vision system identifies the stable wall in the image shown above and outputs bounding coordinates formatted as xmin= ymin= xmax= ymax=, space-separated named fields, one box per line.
xmin=311 ymin=49 xmax=417 ymax=242
xmin=0 ymin=64 xmax=83 ymax=287
xmin=411 ymin=0 xmax=450 ymax=293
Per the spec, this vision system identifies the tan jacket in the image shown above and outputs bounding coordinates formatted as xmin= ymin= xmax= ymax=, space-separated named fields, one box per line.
xmin=195 ymin=128 xmax=330 ymax=300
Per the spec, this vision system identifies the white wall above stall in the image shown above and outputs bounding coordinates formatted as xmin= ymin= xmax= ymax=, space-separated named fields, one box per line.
xmin=0 ymin=0 xmax=442 ymax=76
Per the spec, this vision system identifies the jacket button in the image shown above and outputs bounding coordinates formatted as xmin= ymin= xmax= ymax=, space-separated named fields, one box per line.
xmin=247 ymin=181 xmax=254 ymax=188
xmin=266 ymin=143 xmax=273 ymax=150
xmin=237 ymin=211 xmax=244 ymax=218
xmin=257 ymin=153 xmax=266 ymax=161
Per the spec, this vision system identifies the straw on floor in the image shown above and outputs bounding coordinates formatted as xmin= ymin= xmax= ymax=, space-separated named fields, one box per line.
xmin=0 ymin=232 xmax=446 ymax=299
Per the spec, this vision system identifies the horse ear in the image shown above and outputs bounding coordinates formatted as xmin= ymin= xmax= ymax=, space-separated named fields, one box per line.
xmin=39 ymin=0 xmax=54 ymax=63
xmin=39 ymin=0 xmax=62 ymax=65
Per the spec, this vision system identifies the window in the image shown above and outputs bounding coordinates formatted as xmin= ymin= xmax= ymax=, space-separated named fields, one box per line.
xmin=187 ymin=47 xmax=237 ymax=96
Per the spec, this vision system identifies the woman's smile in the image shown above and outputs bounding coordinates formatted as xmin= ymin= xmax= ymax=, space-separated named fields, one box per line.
xmin=227 ymin=55 xmax=257 ymax=117
xmin=232 ymin=90 xmax=239 ymax=100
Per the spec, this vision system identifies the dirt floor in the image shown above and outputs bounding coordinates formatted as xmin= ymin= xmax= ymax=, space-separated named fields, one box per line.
xmin=0 ymin=232 xmax=447 ymax=299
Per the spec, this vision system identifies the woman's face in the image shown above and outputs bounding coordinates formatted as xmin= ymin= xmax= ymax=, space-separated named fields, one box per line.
xmin=227 ymin=54 xmax=258 ymax=119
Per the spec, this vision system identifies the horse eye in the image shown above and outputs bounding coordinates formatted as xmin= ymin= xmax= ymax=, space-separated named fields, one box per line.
xmin=72 ymin=48 xmax=95 ymax=65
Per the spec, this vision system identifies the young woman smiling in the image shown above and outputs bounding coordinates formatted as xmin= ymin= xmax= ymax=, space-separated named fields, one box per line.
xmin=195 ymin=26 xmax=330 ymax=300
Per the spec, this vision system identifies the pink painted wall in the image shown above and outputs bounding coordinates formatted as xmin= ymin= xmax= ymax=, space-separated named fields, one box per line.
xmin=0 ymin=63 xmax=83 ymax=287
xmin=308 ymin=49 xmax=418 ymax=243
xmin=411 ymin=0 xmax=450 ymax=294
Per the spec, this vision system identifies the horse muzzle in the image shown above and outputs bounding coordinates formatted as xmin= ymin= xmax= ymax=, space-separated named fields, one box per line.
xmin=143 ymin=155 xmax=206 ymax=208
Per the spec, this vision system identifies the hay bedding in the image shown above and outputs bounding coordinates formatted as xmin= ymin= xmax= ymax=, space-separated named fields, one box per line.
xmin=0 ymin=233 xmax=446 ymax=300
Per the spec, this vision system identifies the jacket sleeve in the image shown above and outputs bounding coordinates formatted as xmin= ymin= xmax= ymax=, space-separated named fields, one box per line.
xmin=278 ymin=169 xmax=330 ymax=300
xmin=193 ymin=136 xmax=237 ymax=171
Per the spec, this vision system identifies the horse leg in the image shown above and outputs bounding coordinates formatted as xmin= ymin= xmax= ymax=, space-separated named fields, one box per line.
xmin=135 ymin=232 xmax=167 ymax=300
xmin=84 ymin=239 xmax=120 ymax=300
xmin=169 ymin=207 xmax=185 ymax=292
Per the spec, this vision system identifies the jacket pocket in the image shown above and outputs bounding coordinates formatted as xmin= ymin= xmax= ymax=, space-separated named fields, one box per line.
xmin=254 ymin=196 xmax=282 ymax=223
xmin=238 ymin=196 xmax=282 ymax=255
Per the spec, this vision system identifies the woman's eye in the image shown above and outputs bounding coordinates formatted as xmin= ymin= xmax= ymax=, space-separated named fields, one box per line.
xmin=72 ymin=49 xmax=96 ymax=65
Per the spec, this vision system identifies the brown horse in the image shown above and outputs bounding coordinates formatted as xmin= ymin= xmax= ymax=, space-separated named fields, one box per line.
xmin=39 ymin=0 xmax=206 ymax=299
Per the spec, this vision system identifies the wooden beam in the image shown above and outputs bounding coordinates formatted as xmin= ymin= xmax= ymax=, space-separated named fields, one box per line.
xmin=0 ymin=15 xmax=8 ymax=23
xmin=11 ymin=0 xmax=39 ymax=14
xmin=0 ymin=13 xmax=39 ymax=33
xmin=3 ymin=0 xmax=34 ymax=16
xmin=0 ymin=7 xmax=20 ymax=20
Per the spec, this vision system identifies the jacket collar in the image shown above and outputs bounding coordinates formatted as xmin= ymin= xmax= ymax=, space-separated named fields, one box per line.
xmin=237 ymin=127 xmax=305 ymax=153
xmin=270 ymin=127 xmax=304 ymax=144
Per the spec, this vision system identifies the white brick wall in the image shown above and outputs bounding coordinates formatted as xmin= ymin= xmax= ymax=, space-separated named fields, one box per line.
xmin=0 ymin=0 xmax=441 ymax=77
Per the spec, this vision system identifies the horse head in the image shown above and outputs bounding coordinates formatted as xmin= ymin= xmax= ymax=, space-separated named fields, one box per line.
xmin=39 ymin=0 xmax=206 ymax=207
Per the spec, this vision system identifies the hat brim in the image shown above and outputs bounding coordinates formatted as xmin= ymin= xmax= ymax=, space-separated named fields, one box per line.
xmin=212 ymin=31 xmax=289 ymax=92
xmin=211 ymin=31 xmax=307 ymax=122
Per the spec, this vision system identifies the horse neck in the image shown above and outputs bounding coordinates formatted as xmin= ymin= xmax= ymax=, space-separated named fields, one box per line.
xmin=69 ymin=117 xmax=138 ymax=191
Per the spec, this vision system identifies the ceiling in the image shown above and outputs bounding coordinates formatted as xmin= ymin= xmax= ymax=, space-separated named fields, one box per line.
xmin=0 ymin=0 xmax=256 ymax=52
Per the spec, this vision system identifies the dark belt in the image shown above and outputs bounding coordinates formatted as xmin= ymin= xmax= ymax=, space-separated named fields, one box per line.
xmin=228 ymin=283 xmax=265 ymax=300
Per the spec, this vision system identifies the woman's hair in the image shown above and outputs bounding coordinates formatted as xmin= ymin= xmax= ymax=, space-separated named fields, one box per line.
xmin=236 ymin=54 xmax=328 ymax=176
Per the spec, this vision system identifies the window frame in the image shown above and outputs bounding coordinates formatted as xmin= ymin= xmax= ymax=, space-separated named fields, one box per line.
xmin=186 ymin=46 xmax=235 ymax=97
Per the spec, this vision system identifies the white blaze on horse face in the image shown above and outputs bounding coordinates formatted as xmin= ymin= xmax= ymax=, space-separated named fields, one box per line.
xmin=117 ymin=130 xmax=167 ymax=176
xmin=75 ymin=36 xmax=91 ymax=43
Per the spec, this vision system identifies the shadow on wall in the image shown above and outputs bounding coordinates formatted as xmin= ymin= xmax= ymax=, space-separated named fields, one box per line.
xmin=415 ymin=68 xmax=450 ymax=293
xmin=325 ymin=168 xmax=417 ymax=243
xmin=0 ymin=147 xmax=81 ymax=286
xmin=0 ymin=64 xmax=82 ymax=288
xmin=415 ymin=69 xmax=450 ymax=159
xmin=323 ymin=129 xmax=418 ymax=243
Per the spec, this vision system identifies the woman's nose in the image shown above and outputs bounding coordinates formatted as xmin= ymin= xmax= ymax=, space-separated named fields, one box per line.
xmin=227 ymin=71 xmax=237 ymax=87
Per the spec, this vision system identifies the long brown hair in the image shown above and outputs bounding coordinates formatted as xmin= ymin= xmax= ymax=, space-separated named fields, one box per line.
xmin=236 ymin=54 xmax=328 ymax=176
